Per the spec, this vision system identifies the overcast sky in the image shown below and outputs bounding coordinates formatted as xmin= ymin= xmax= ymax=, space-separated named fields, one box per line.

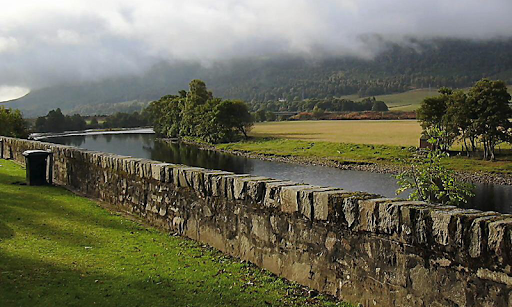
xmin=1 ymin=0 xmax=512 ymax=99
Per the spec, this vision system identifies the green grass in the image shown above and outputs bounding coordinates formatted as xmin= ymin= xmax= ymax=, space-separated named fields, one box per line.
xmin=217 ymin=138 xmax=414 ymax=165
xmin=0 ymin=159 xmax=350 ymax=307
xmin=216 ymin=138 xmax=512 ymax=175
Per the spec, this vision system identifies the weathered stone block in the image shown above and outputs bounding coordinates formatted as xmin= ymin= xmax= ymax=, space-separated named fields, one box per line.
xmin=358 ymin=198 xmax=397 ymax=232
xmin=430 ymin=207 xmax=470 ymax=248
xmin=486 ymin=217 xmax=512 ymax=263
xmin=223 ymin=174 xmax=251 ymax=200
xmin=232 ymin=176 xmax=270 ymax=200
xmin=151 ymin=163 xmax=172 ymax=182
xmin=298 ymin=187 xmax=338 ymax=220
xmin=312 ymin=189 xmax=348 ymax=221
xmin=469 ymin=215 xmax=503 ymax=258
xmin=280 ymin=185 xmax=316 ymax=214
xmin=263 ymin=181 xmax=297 ymax=208
xmin=246 ymin=178 xmax=281 ymax=203
xmin=205 ymin=171 xmax=234 ymax=197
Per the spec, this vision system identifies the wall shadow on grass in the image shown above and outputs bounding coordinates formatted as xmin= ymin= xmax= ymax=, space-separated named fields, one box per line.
xmin=0 ymin=250 xmax=267 ymax=307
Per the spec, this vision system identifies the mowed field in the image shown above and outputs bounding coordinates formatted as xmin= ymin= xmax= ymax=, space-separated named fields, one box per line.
xmin=250 ymin=120 xmax=422 ymax=147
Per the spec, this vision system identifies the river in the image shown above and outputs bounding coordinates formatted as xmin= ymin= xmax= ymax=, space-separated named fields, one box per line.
xmin=43 ymin=131 xmax=512 ymax=214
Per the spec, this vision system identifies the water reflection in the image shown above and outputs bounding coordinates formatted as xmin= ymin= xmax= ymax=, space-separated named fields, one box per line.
xmin=150 ymin=140 xmax=253 ymax=174
xmin=45 ymin=133 xmax=512 ymax=214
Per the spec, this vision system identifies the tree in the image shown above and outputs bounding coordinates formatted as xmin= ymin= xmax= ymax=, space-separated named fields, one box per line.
xmin=417 ymin=88 xmax=458 ymax=151
xmin=35 ymin=116 xmax=47 ymax=132
xmin=443 ymin=90 xmax=475 ymax=154
xmin=254 ymin=109 xmax=267 ymax=122
xmin=0 ymin=106 xmax=28 ymax=138
xmin=46 ymin=108 xmax=66 ymax=132
xmin=89 ymin=117 xmax=100 ymax=129
xmin=147 ymin=80 xmax=253 ymax=143
xmin=467 ymin=79 xmax=512 ymax=160
xmin=396 ymin=131 xmax=474 ymax=206
xmin=371 ymin=100 xmax=389 ymax=111
xmin=215 ymin=100 xmax=253 ymax=139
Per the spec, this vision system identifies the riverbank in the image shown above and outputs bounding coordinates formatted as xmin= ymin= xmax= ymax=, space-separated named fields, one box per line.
xmin=173 ymin=137 xmax=512 ymax=186
xmin=0 ymin=159 xmax=347 ymax=307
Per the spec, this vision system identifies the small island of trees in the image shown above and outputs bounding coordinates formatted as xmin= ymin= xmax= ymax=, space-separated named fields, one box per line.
xmin=146 ymin=79 xmax=253 ymax=143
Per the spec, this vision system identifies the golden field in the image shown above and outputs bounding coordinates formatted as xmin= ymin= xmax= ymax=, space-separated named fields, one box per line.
xmin=250 ymin=120 xmax=423 ymax=147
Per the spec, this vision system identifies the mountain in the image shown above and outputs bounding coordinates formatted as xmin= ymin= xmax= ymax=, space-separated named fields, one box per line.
xmin=6 ymin=38 xmax=512 ymax=117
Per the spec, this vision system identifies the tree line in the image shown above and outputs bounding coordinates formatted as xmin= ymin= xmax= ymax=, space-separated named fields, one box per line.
xmin=145 ymin=80 xmax=253 ymax=143
xmin=417 ymin=79 xmax=512 ymax=160
xmin=34 ymin=108 xmax=150 ymax=133
xmin=0 ymin=106 xmax=28 ymax=138
xmin=248 ymin=96 xmax=388 ymax=115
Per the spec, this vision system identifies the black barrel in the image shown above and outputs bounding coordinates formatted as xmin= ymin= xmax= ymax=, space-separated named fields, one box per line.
xmin=22 ymin=150 xmax=52 ymax=186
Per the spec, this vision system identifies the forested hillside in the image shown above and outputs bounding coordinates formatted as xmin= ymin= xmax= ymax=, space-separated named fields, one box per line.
xmin=7 ymin=38 xmax=512 ymax=117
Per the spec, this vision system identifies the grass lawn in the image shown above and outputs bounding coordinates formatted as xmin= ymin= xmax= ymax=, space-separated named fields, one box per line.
xmin=0 ymin=159 xmax=349 ymax=307
xmin=250 ymin=120 xmax=423 ymax=147
xmin=217 ymin=138 xmax=414 ymax=165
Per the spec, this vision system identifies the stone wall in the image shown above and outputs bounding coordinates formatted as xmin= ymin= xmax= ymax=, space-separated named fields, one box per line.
xmin=1 ymin=136 xmax=511 ymax=307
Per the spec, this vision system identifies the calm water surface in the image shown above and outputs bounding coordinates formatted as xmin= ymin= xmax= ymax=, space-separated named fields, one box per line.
xmin=45 ymin=132 xmax=512 ymax=214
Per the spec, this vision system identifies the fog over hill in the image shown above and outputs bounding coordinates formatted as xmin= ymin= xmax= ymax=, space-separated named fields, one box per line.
xmin=1 ymin=1 xmax=512 ymax=115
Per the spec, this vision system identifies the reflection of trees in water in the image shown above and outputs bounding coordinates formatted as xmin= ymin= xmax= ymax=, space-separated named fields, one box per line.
xmin=104 ymin=134 xmax=113 ymax=143
xmin=151 ymin=140 xmax=253 ymax=174
xmin=49 ymin=136 xmax=86 ymax=147
xmin=465 ymin=184 xmax=512 ymax=214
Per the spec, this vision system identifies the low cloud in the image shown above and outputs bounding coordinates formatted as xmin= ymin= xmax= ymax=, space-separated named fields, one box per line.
xmin=1 ymin=0 xmax=511 ymax=89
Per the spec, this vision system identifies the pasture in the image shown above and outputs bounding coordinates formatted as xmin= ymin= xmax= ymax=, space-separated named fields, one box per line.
xmin=250 ymin=120 xmax=423 ymax=147
xmin=339 ymin=85 xmax=512 ymax=111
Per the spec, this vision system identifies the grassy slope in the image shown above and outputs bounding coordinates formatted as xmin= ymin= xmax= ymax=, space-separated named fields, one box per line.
xmin=338 ymin=85 xmax=512 ymax=111
xmin=0 ymin=159 xmax=349 ymax=307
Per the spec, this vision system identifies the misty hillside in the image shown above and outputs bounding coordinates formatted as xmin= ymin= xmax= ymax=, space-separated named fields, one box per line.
xmin=7 ymin=38 xmax=512 ymax=117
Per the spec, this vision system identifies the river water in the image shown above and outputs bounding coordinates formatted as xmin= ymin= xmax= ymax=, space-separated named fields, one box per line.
xmin=44 ymin=132 xmax=512 ymax=214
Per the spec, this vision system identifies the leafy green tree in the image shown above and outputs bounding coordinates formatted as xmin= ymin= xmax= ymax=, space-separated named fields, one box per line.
xmin=466 ymin=79 xmax=512 ymax=160
xmin=396 ymin=131 xmax=474 ymax=206
xmin=443 ymin=90 xmax=475 ymax=154
xmin=46 ymin=108 xmax=66 ymax=132
xmin=145 ymin=95 xmax=183 ymax=137
xmin=215 ymin=100 xmax=253 ymax=139
xmin=266 ymin=111 xmax=277 ymax=121
xmin=34 ymin=109 xmax=88 ymax=132
xmin=88 ymin=117 xmax=100 ymax=129
xmin=417 ymin=88 xmax=458 ymax=151
xmin=35 ymin=116 xmax=47 ymax=132
xmin=146 ymin=80 xmax=253 ymax=143
xmin=371 ymin=100 xmax=389 ymax=111
xmin=254 ymin=109 xmax=267 ymax=122
xmin=0 ymin=106 xmax=28 ymax=138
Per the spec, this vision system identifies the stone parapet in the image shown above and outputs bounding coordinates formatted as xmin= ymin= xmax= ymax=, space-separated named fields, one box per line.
xmin=1 ymin=136 xmax=511 ymax=306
